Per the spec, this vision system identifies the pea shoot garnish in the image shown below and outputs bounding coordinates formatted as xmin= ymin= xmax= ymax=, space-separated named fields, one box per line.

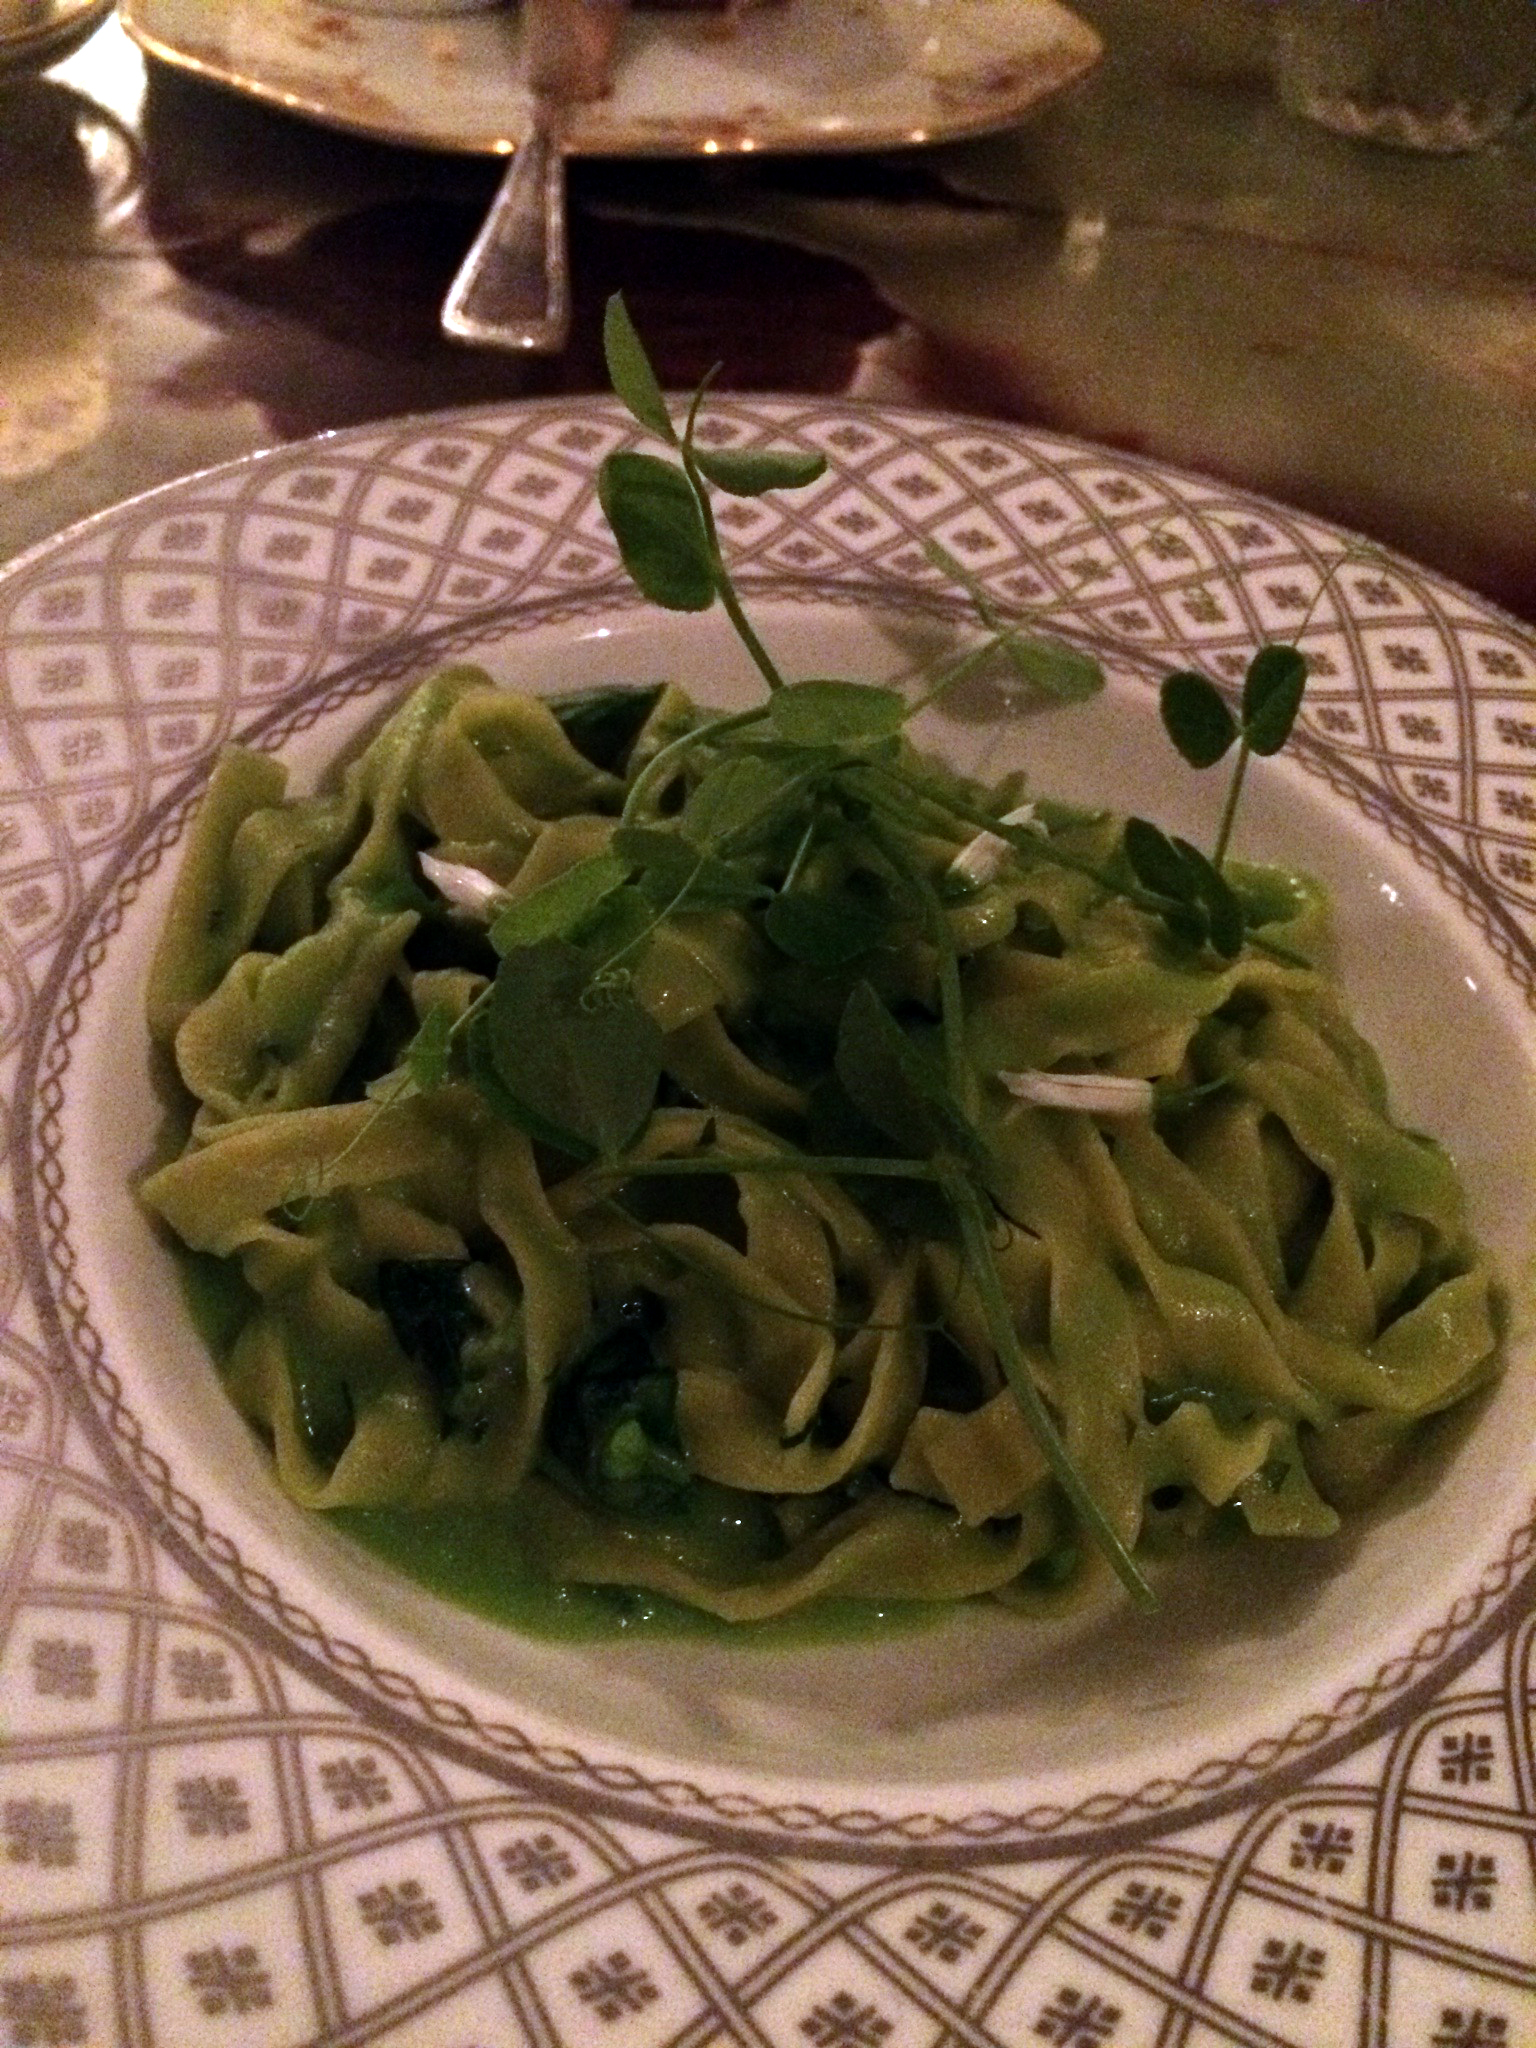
xmin=404 ymin=297 xmax=1321 ymax=1611
xmin=1121 ymin=646 xmax=1310 ymax=959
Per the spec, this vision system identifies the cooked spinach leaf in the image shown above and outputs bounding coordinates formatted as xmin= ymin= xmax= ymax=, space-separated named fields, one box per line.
xmin=546 ymin=1294 xmax=691 ymax=1515
xmin=550 ymin=683 xmax=666 ymax=773
xmin=377 ymin=1259 xmax=483 ymax=1408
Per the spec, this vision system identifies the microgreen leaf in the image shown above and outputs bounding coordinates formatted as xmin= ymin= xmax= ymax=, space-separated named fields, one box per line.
xmin=489 ymin=851 xmax=629 ymax=955
xmin=405 ymin=1004 xmax=453 ymax=1092
xmin=484 ymin=940 xmax=661 ymax=1158
xmin=611 ymin=825 xmax=765 ymax=912
xmin=577 ymin=883 xmax=659 ymax=964
xmin=1123 ymin=817 xmax=1195 ymax=902
xmin=1122 ymin=819 xmax=1247 ymax=956
xmin=767 ymin=679 xmax=907 ymax=746
xmin=1170 ymin=835 xmax=1245 ymax=958
xmin=923 ymin=537 xmax=1104 ymax=703
xmin=764 ymin=891 xmax=881 ymax=967
xmin=598 ymin=452 xmax=715 ymax=613
xmin=997 ymin=633 xmax=1104 ymax=704
xmin=690 ymin=446 xmax=828 ymax=497
xmin=1160 ymin=671 xmax=1238 ymax=769
xmin=834 ymin=982 xmax=985 ymax=1168
xmin=602 ymin=293 xmax=677 ymax=446
xmin=1161 ymin=900 xmax=1210 ymax=948
xmin=613 ymin=827 xmax=706 ymax=906
xmin=1241 ymin=643 xmax=1308 ymax=755
xmin=683 ymin=754 xmax=797 ymax=844
xmin=465 ymin=1005 xmax=594 ymax=1158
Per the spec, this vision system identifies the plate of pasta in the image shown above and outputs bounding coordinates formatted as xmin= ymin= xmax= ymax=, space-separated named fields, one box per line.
xmin=2 ymin=369 xmax=1534 ymax=2047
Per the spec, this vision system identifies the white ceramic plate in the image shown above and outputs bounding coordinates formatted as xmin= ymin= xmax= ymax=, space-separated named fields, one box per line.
xmin=119 ymin=0 xmax=1102 ymax=155
xmin=2 ymin=398 xmax=1535 ymax=2046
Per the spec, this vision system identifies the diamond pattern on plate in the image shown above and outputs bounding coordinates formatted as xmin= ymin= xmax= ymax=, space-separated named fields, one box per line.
xmin=0 ymin=1750 xmax=117 ymax=1914
xmin=234 ymin=512 xmax=339 ymax=585
xmin=140 ymin=1883 xmax=318 ymax=2046
xmin=0 ymin=397 xmax=1534 ymax=2048
xmin=125 ymin=511 xmax=229 ymax=566
xmin=476 ymin=1813 xmax=613 ymax=1928
xmin=116 ymin=570 xmax=221 ymax=639
xmin=0 ymin=1938 xmax=114 ymax=2048
xmin=7 ymin=642 xmax=118 ymax=714
xmin=140 ymin=1738 xmax=288 ymax=1893
xmin=525 ymin=1899 xmax=708 ymax=2047
xmin=323 ymin=1834 xmax=485 ymax=2018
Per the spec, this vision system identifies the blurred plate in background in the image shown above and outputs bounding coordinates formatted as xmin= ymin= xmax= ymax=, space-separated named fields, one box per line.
xmin=0 ymin=0 xmax=113 ymax=74
xmin=119 ymin=0 xmax=1102 ymax=155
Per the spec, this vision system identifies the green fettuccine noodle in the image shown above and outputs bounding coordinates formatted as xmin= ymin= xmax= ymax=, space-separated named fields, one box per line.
xmin=141 ymin=667 xmax=1500 ymax=1623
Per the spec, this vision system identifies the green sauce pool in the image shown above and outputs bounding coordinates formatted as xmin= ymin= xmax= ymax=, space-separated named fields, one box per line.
xmin=177 ymin=1247 xmax=942 ymax=1646
xmin=325 ymin=1502 xmax=944 ymax=1646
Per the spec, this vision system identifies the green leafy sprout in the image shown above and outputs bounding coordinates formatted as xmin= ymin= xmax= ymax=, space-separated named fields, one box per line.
xmin=1120 ymin=647 xmax=1310 ymax=960
xmin=395 ymin=293 xmax=1314 ymax=1610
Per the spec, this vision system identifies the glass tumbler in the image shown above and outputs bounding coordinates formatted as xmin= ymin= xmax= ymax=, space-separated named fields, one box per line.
xmin=1272 ymin=0 xmax=1536 ymax=153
